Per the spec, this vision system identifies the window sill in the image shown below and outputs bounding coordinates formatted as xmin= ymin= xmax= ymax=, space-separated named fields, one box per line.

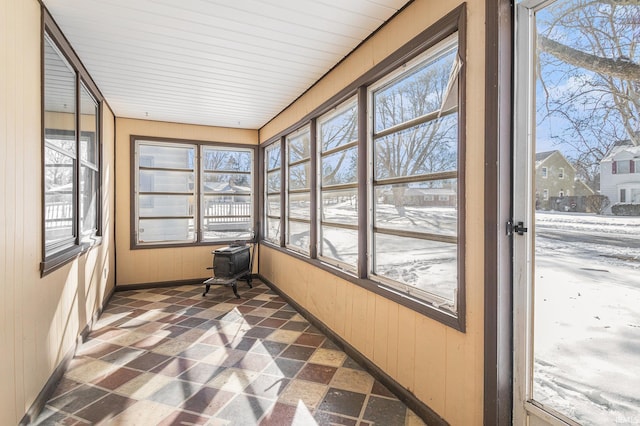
xmin=41 ymin=237 xmax=103 ymax=277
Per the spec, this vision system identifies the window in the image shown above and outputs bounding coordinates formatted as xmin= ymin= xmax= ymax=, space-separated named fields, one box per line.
xmin=133 ymin=139 xmax=254 ymax=246
xmin=369 ymin=34 xmax=461 ymax=313
xmin=620 ymin=188 xmax=627 ymax=203
xmin=543 ymin=189 xmax=549 ymax=200
xmin=541 ymin=167 xmax=548 ymax=178
xmin=42 ymin=21 xmax=102 ymax=275
xmin=264 ymin=142 xmax=282 ymax=244
xmin=317 ymin=98 xmax=358 ymax=270
xmin=286 ymin=126 xmax=312 ymax=254
xmin=614 ymin=160 xmax=631 ymax=174
xmin=559 ymin=167 xmax=565 ymax=179
xmin=559 ymin=190 xmax=564 ymax=198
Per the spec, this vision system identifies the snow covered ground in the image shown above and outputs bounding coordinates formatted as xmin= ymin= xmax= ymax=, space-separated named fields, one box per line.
xmin=534 ymin=211 xmax=640 ymax=425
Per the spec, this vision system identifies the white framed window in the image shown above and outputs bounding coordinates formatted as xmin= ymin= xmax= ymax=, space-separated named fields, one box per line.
xmin=543 ymin=189 xmax=549 ymax=200
xmin=559 ymin=167 xmax=565 ymax=179
xmin=317 ymin=97 xmax=358 ymax=271
xmin=541 ymin=166 xmax=548 ymax=178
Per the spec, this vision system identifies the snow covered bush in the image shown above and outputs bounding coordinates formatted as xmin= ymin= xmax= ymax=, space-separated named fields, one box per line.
xmin=611 ymin=203 xmax=640 ymax=216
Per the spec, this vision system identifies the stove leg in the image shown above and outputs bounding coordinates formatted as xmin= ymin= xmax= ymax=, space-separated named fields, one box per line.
xmin=232 ymin=282 xmax=240 ymax=299
xmin=202 ymin=284 xmax=210 ymax=297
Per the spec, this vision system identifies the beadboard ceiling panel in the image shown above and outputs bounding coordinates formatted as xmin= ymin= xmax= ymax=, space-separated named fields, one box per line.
xmin=42 ymin=0 xmax=411 ymax=129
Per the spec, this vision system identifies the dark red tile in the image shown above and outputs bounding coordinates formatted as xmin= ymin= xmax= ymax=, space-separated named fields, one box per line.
xmin=236 ymin=305 xmax=256 ymax=314
xmin=280 ymin=345 xmax=316 ymax=361
xmin=124 ymin=351 xmax=171 ymax=371
xmin=295 ymin=333 xmax=326 ymax=347
xmin=263 ymin=301 xmax=286 ymax=310
xmin=74 ymin=393 xmax=136 ymax=423
xmin=241 ymin=315 xmax=264 ymax=325
xmin=258 ymin=318 xmax=287 ymax=329
xmin=93 ymin=367 xmax=142 ymax=390
xmin=127 ymin=299 xmax=153 ymax=308
xmin=296 ymin=363 xmax=337 ymax=384
xmin=371 ymin=380 xmax=396 ymax=398
xmin=244 ymin=326 xmax=275 ymax=339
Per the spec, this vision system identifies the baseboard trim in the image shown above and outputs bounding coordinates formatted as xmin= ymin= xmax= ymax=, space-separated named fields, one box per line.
xmin=258 ymin=274 xmax=449 ymax=426
xmin=114 ymin=277 xmax=210 ymax=291
xmin=20 ymin=284 xmax=116 ymax=425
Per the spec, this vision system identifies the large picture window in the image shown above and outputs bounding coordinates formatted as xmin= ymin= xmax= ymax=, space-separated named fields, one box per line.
xmin=369 ymin=34 xmax=461 ymax=313
xmin=133 ymin=139 xmax=254 ymax=247
xmin=42 ymin=23 xmax=102 ymax=275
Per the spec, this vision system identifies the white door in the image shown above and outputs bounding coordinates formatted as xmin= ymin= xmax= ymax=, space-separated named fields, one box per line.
xmin=513 ymin=1 xmax=640 ymax=425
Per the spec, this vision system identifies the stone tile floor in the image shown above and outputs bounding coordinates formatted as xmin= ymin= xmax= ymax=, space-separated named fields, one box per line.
xmin=34 ymin=280 xmax=427 ymax=425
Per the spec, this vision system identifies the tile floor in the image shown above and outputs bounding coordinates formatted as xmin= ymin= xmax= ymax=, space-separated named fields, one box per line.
xmin=34 ymin=279 xmax=427 ymax=425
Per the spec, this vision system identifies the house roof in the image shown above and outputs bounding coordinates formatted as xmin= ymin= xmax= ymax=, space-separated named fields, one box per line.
xmin=42 ymin=0 xmax=411 ymax=130
xmin=601 ymin=139 xmax=640 ymax=163
xmin=535 ymin=150 xmax=557 ymax=162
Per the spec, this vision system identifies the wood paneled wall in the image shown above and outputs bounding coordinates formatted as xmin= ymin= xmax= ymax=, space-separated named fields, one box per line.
xmin=258 ymin=0 xmax=486 ymax=424
xmin=114 ymin=118 xmax=259 ymax=286
xmin=0 ymin=1 xmax=116 ymax=423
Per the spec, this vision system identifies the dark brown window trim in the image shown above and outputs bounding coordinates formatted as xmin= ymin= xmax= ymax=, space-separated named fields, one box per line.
xmin=41 ymin=7 xmax=104 ymax=277
xmin=129 ymin=135 xmax=258 ymax=250
xmin=484 ymin=0 xmax=513 ymax=424
xmin=258 ymin=5 xmax=466 ymax=331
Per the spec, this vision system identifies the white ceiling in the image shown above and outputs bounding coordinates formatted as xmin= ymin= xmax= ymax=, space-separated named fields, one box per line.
xmin=42 ymin=0 xmax=410 ymax=129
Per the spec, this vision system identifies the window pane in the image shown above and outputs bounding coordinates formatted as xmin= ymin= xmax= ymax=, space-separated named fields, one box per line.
xmin=203 ymin=195 xmax=251 ymax=217
xmin=321 ymin=146 xmax=358 ymax=186
xmin=289 ymin=192 xmax=310 ymax=220
xmin=267 ymin=195 xmax=281 ymax=217
xmin=319 ymin=226 xmax=358 ymax=268
xmin=374 ymin=180 xmax=457 ymax=236
xmin=267 ymin=170 xmax=281 ymax=192
xmin=321 ymin=189 xmax=358 ymax=225
xmin=288 ymin=131 xmax=310 ymax=162
xmin=44 ymin=148 xmax=74 ymax=245
xmin=44 ymin=37 xmax=76 ymax=154
xmin=319 ymin=102 xmax=358 ymax=151
xmin=373 ymin=232 xmax=457 ymax=304
xmin=138 ymin=218 xmax=195 ymax=243
xmin=373 ymin=47 xmax=457 ymax=133
xmin=289 ymin=163 xmax=310 ymax=190
xmin=139 ymin=195 xmax=194 ymax=217
xmin=266 ymin=143 xmax=281 ymax=170
xmin=202 ymin=148 xmax=251 ymax=172
xmin=374 ymin=114 xmax=458 ymax=180
xmin=265 ymin=217 xmax=281 ymax=243
xmin=80 ymin=86 xmax=98 ymax=165
xmin=139 ymin=170 xmax=194 ymax=193
xmin=80 ymin=166 xmax=97 ymax=234
xmin=139 ymin=144 xmax=194 ymax=169
xmin=203 ymin=172 xmax=252 ymax=193
xmin=203 ymin=227 xmax=252 ymax=242
xmin=287 ymin=220 xmax=310 ymax=253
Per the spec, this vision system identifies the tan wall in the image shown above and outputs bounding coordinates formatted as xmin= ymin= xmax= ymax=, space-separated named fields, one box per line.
xmin=114 ymin=118 xmax=259 ymax=286
xmin=0 ymin=1 xmax=117 ymax=423
xmin=258 ymin=0 xmax=486 ymax=424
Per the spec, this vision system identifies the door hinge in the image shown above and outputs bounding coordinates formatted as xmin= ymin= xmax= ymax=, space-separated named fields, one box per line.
xmin=507 ymin=219 xmax=528 ymax=236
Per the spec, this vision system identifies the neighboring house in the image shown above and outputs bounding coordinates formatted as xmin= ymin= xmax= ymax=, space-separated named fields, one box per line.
xmin=535 ymin=150 xmax=594 ymax=210
xmin=600 ymin=140 xmax=640 ymax=212
xmin=381 ymin=185 xmax=458 ymax=208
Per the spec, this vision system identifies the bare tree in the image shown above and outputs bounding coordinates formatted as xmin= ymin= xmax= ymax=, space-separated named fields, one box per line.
xmin=536 ymin=0 xmax=639 ymax=188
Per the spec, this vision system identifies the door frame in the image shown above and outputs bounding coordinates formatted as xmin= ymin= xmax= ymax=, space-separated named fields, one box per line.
xmin=483 ymin=0 xmax=514 ymax=424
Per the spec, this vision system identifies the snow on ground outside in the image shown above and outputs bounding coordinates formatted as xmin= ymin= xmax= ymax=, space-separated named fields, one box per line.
xmin=534 ymin=211 xmax=640 ymax=425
